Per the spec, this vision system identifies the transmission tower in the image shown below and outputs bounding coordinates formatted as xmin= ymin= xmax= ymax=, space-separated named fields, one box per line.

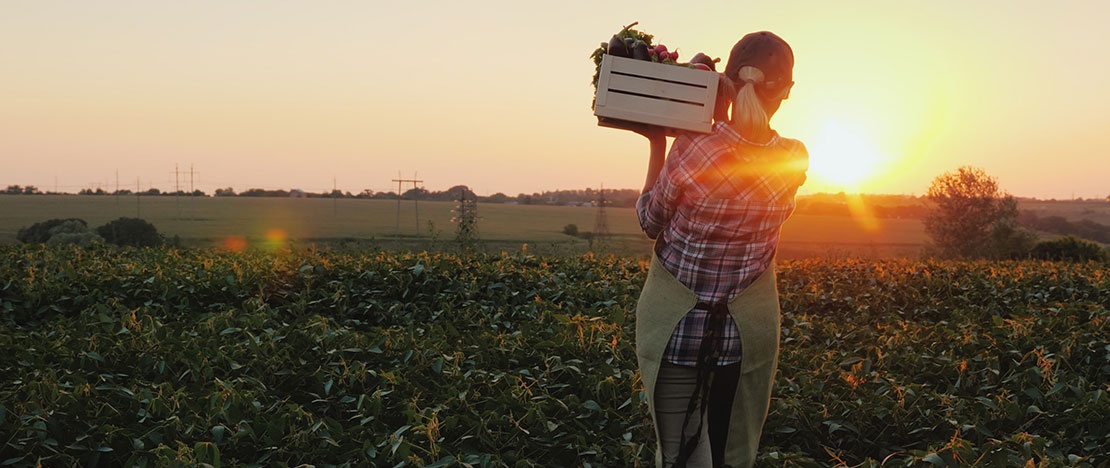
xmin=452 ymin=190 xmax=479 ymax=251
xmin=592 ymin=184 xmax=612 ymax=250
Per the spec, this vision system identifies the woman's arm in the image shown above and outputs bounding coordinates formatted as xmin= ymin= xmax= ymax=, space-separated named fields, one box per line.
xmin=642 ymin=131 xmax=667 ymax=193
xmin=631 ymin=125 xmax=674 ymax=240
xmin=625 ymin=124 xmax=668 ymax=193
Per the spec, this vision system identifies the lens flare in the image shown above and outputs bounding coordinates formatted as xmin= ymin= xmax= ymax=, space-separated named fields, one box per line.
xmin=222 ymin=235 xmax=247 ymax=252
xmin=845 ymin=193 xmax=880 ymax=233
xmin=263 ymin=228 xmax=288 ymax=250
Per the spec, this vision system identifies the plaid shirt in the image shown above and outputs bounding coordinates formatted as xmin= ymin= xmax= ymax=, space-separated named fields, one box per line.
xmin=637 ymin=121 xmax=808 ymax=366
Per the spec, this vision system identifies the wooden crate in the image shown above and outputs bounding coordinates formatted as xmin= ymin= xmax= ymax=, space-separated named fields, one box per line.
xmin=593 ymin=54 xmax=719 ymax=133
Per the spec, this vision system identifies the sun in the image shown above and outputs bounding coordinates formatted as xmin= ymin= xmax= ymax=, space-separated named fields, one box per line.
xmin=804 ymin=118 xmax=885 ymax=192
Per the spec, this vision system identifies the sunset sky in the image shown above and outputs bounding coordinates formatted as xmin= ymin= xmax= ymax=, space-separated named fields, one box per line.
xmin=2 ymin=1 xmax=1108 ymax=200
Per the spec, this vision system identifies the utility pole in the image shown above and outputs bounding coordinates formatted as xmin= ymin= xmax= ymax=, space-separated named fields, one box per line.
xmin=172 ymin=164 xmax=182 ymax=219
xmin=392 ymin=172 xmax=424 ymax=236
xmin=135 ymin=177 xmax=142 ymax=217
xmin=592 ymin=184 xmax=611 ymax=251
xmin=189 ymin=164 xmax=198 ymax=220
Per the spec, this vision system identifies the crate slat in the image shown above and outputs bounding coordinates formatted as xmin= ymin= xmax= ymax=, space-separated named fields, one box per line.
xmin=593 ymin=54 xmax=719 ymax=133
xmin=606 ymin=73 xmax=712 ymax=105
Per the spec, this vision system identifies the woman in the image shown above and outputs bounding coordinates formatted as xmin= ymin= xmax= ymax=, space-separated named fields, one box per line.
xmin=633 ymin=31 xmax=808 ymax=468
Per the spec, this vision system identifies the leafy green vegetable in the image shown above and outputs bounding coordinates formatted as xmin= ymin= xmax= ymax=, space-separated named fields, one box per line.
xmin=0 ymin=245 xmax=1107 ymax=465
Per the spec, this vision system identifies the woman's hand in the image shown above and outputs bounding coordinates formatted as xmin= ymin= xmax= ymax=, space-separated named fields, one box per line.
xmin=619 ymin=120 xmax=667 ymax=144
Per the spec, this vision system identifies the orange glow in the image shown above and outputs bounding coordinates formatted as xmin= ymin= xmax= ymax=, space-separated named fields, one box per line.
xmin=222 ymin=235 xmax=247 ymax=252
xmin=845 ymin=193 xmax=881 ymax=233
xmin=263 ymin=228 xmax=288 ymax=250
xmin=804 ymin=118 xmax=885 ymax=193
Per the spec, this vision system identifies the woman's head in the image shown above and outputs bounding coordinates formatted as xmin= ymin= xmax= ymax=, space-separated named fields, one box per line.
xmin=723 ymin=31 xmax=795 ymax=133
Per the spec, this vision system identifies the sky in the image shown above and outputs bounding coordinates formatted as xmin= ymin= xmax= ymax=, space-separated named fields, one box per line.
xmin=2 ymin=1 xmax=1109 ymax=200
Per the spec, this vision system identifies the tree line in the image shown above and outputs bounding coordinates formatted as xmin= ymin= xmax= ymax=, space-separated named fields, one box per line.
xmin=4 ymin=184 xmax=646 ymax=208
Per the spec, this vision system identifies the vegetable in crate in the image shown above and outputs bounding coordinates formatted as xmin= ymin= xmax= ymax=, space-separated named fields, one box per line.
xmin=590 ymin=22 xmax=721 ymax=92
xmin=589 ymin=22 xmax=654 ymax=89
xmin=689 ymin=52 xmax=721 ymax=71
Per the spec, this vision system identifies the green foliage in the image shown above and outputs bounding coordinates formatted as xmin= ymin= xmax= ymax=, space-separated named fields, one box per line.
xmin=985 ymin=198 xmax=1038 ymax=260
xmin=924 ymin=166 xmax=1034 ymax=259
xmin=771 ymin=258 xmax=1110 ymax=466
xmin=563 ymin=224 xmax=579 ymax=237
xmin=590 ymin=22 xmax=654 ymax=90
xmin=15 ymin=218 xmax=89 ymax=244
xmin=96 ymin=217 xmax=162 ymax=247
xmin=45 ymin=220 xmax=104 ymax=247
xmin=451 ymin=195 xmax=479 ymax=252
xmin=1 ymin=247 xmax=1107 ymax=466
xmin=1031 ymin=236 xmax=1109 ymax=263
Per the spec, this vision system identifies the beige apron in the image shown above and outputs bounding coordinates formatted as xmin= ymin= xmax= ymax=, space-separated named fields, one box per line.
xmin=635 ymin=255 xmax=781 ymax=468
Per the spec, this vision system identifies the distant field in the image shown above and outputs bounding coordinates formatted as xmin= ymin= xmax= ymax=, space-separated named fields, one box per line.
xmin=6 ymin=194 xmax=1103 ymax=258
xmin=0 ymin=195 xmax=639 ymax=253
xmin=1019 ymin=199 xmax=1110 ymax=225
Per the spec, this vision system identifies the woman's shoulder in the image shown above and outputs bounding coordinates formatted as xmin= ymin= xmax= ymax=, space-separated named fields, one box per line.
xmin=774 ymin=135 xmax=808 ymax=156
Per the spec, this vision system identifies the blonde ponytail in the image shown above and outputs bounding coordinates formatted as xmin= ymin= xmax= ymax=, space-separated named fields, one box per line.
xmin=731 ymin=66 xmax=770 ymax=134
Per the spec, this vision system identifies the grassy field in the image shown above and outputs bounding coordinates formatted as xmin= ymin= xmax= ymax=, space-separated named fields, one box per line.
xmin=5 ymin=195 xmax=1107 ymax=257
xmin=0 ymin=195 xmax=931 ymax=257
xmin=1020 ymin=199 xmax=1110 ymax=225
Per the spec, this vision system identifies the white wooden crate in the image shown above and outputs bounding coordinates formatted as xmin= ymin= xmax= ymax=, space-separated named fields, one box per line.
xmin=593 ymin=54 xmax=719 ymax=133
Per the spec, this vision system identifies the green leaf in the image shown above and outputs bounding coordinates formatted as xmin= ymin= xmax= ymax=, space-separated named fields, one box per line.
xmin=211 ymin=425 xmax=226 ymax=443
xmin=391 ymin=425 xmax=411 ymax=439
xmin=194 ymin=442 xmax=221 ymax=465
xmin=1 ymin=456 xmax=27 ymax=466
xmin=922 ymin=453 xmax=945 ymax=466
xmin=975 ymin=396 xmax=999 ymax=411
xmin=425 ymin=456 xmax=457 ymax=468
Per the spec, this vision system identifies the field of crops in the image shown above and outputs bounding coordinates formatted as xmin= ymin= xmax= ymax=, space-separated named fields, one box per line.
xmin=1 ymin=245 xmax=1107 ymax=466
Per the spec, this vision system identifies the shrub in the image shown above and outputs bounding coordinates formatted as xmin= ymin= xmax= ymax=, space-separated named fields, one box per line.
xmin=1030 ymin=235 xmax=1108 ymax=262
xmin=95 ymin=217 xmax=162 ymax=247
xmin=16 ymin=218 xmax=89 ymax=244
xmin=563 ymin=224 xmax=579 ymax=237
xmin=45 ymin=220 xmax=103 ymax=247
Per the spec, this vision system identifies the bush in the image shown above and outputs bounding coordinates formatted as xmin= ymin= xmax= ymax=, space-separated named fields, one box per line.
xmin=16 ymin=218 xmax=89 ymax=244
xmin=95 ymin=217 xmax=162 ymax=247
xmin=562 ymin=224 xmax=579 ymax=237
xmin=1030 ymin=235 xmax=1108 ymax=262
xmin=45 ymin=220 xmax=103 ymax=247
